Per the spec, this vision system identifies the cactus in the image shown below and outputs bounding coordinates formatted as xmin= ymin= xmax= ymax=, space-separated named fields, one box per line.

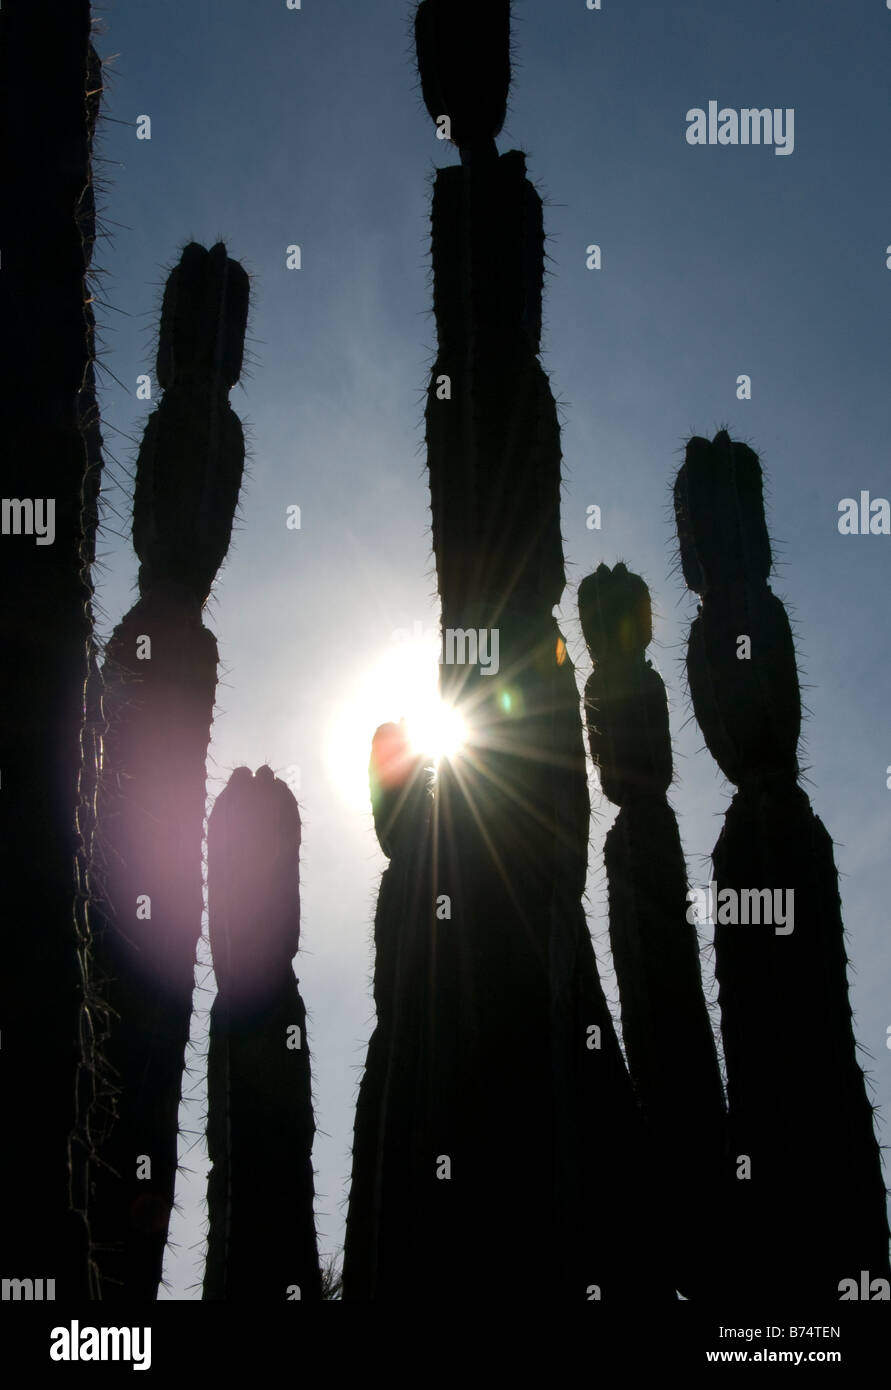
xmin=88 ymin=241 xmax=248 ymax=1300
xmin=0 ymin=0 xmax=105 ymax=1300
xmin=414 ymin=0 xmax=510 ymax=154
xmin=72 ymin=36 xmax=114 ymax=1299
xmin=342 ymin=723 xmax=437 ymax=1296
xmin=674 ymin=429 xmax=890 ymax=1298
xmin=203 ymin=766 xmax=322 ymax=1302
xmin=344 ymin=1 xmax=673 ymax=1300
xmin=578 ymin=563 xmax=727 ymax=1299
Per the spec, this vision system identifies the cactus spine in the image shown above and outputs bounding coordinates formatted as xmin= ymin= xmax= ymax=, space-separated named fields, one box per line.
xmin=0 ymin=0 xmax=105 ymax=1299
xmin=674 ymin=429 xmax=890 ymax=1297
xmin=89 ymin=242 xmax=248 ymax=1300
xmin=203 ymin=766 xmax=321 ymax=1301
xmin=579 ymin=563 xmax=727 ymax=1298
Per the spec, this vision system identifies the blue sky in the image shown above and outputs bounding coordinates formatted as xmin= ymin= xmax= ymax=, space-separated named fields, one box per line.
xmin=89 ymin=0 xmax=891 ymax=1296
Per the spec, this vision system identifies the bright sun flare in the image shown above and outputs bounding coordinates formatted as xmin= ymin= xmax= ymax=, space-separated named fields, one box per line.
xmin=325 ymin=636 xmax=467 ymax=812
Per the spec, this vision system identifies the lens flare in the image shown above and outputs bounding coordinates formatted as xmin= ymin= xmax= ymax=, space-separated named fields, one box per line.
xmin=325 ymin=631 xmax=467 ymax=811
xmin=405 ymin=701 xmax=466 ymax=765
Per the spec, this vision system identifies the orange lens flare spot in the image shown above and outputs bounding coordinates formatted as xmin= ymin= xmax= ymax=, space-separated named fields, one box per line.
xmin=370 ymin=721 xmax=416 ymax=790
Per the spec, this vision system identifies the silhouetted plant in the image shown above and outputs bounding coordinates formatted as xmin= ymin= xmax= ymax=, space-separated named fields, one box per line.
xmin=203 ymin=766 xmax=321 ymax=1302
xmin=578 ymin=562 xmax=727 ymax=1299
xmin=89 ymin=241 xmax=248 ymax=1300
xmin=344 ymin=0 xmax=673 ymax=1301
xmin=0 ymin=0 xmax=105 ymax=1301
xmin=674 ymin=428 xmax=890 ymax=1298
xmin=342 ymin=721 xmax=437 ymax=1296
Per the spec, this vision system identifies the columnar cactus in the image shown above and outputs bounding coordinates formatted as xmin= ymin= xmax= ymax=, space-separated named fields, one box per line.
xmin=674 ymin=429 xmax=890 ymax=1298
xmin=203 ymin=766 xmax=322 ymax=1302
xmin=344 ymin=0 xmax=672 ymax=1300
xmin=0 ymin=0 xmax=105 ymax=1300
xmin=89 ymin=242 xmax=248 ymax=1300
xmin=342 ymin=724 xmax=437 ymax=1296
xmin=579 ymin=563 xmax=727 ymax=1299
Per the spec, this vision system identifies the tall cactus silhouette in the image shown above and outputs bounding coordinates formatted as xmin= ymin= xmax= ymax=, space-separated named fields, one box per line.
xmin=89 ymin=241 xmax=248 ymax=1300
xmin=344 ymin=0 xmax=673 ymax=1300
xmin=342 ymin=723 xmax=436 ymax=1296
xmin=0 ymin=0 xmax=105 ymax=1300
xmin=674 ymin=429 xmax=890 ymax=1298
xmin=203 ymin=766 xmax=322 ymax=1302
xmin=578 ymin=563 xmax=727 ymax=1299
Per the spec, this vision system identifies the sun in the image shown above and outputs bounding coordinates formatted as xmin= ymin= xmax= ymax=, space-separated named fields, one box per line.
xmin=325 ymin=633 xmax=467 ymax=812
xmin=403 ymin=699 xmax=466 ymax=764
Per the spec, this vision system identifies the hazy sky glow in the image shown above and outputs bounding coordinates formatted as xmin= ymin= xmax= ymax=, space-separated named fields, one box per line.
xmin=89 ymin=1 xmax=891 ymax=1296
